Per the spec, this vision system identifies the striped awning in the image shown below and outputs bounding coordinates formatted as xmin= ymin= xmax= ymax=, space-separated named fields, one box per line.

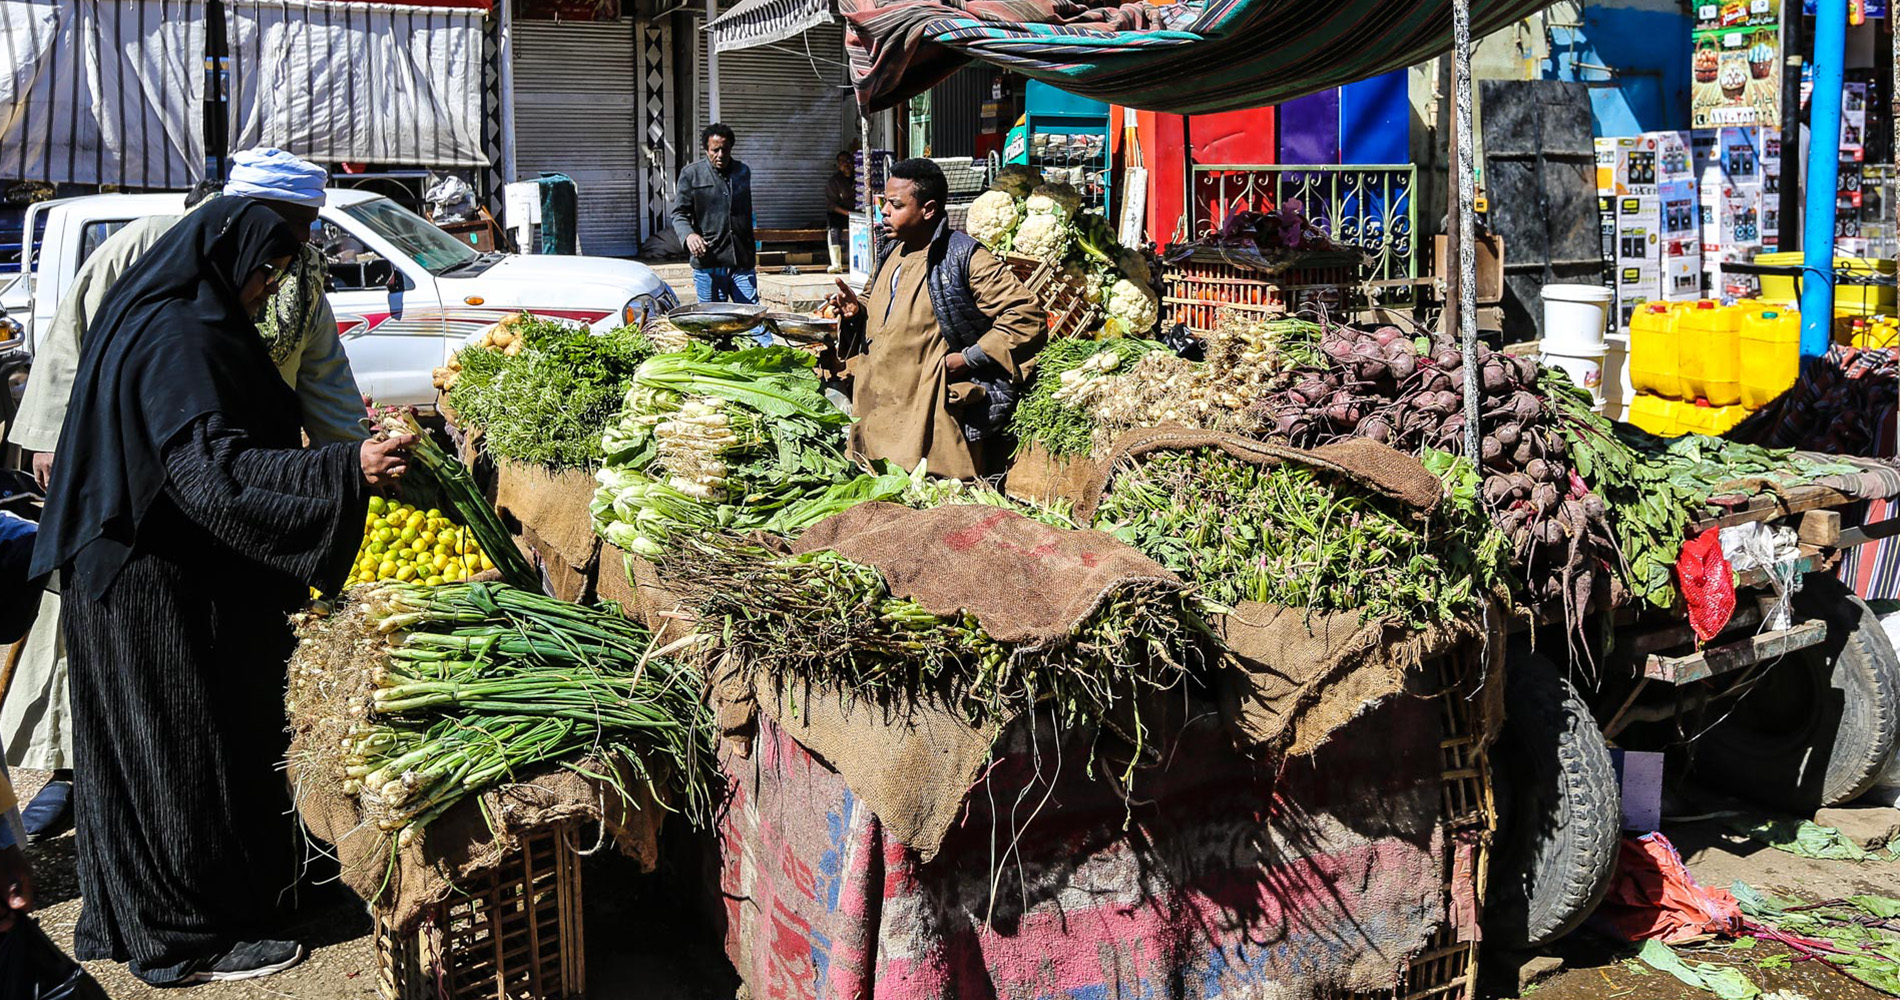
xmin=0 ymin=1 xmax=207 ymax=188
xmin=708 ymin=0 xmax=835 ymax=53
xmin=840 ymin=0 xmax=1558 ymax=113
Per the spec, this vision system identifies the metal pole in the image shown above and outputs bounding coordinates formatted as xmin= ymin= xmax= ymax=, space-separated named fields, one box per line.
xmin=1801 ymin=0 xmax=1848 ymax=357
xmin=1452 ymin=0 xmax=1482 ymax=465
xmin=706 ymin=0 xmax=721 ymax=122
xmin=498 ymin=0 xmax=519 ymax=185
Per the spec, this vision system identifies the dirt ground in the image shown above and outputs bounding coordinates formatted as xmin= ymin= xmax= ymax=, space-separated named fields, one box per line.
xmin=1482 ymin=804 xmax=1900 ymax=1000
xmin=13 ymin=765 xmax=1897 ymax=1000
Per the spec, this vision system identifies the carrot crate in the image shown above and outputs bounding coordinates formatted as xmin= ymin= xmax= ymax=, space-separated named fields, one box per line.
xmin=1161 ymin=246 xmax=1363 ymax=336
xmin=1006 ymin=253 xmax=1102 ymax=339
xmin=375 ymin=825 xmax=586 ymax=1000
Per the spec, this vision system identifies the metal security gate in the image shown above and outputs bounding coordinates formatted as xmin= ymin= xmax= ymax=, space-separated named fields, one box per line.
xmin=698 ymin=24 xmax=853 ymax=229
xmin=513 ymin=21 xmax=644 ymax=256
xmin=1479 ymin=79 xmax=1604 ymax=340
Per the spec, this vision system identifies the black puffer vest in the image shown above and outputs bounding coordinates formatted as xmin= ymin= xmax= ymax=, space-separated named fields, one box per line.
xmin=875 ymin=219 xmax=1019 ymax=443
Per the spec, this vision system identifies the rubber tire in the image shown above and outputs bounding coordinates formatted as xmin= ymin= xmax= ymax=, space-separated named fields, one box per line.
xmin=1485 ymin=648 xmax=1623 ymax=949
xmin=1695 ymin=574 xmax=1900 ymax=810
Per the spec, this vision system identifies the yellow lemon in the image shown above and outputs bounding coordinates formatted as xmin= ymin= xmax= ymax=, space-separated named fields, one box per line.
xmin=479 ymin=554 xmax=495 ymax=572
xmin=427 ymin=509 xmax=442 ymax=520
xmin=368 ymin=495 xmax=386 ymax=513
xmin=395 ymin=564 xmax=417 ymax=582
xmin=418 ymin=530 xmax=436 ymax=546
xmin=399 ymin=526 xmax=419 ymax=543
xmin=424 ymin=575 xmax=444 ymax=587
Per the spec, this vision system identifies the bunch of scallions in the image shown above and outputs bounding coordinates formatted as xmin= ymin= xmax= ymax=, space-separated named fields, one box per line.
xmin=295 ymin=581 xmax=711 ymax=849
xmin=662 ymin=535 xmax=1211 ymax=762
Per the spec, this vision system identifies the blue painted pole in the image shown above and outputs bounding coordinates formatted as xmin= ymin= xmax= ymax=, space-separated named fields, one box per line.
xmin=1800 ymin=0 xmax=1849 ymax=357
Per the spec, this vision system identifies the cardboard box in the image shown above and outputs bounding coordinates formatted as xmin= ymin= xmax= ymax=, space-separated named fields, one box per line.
xmin=1665 ymin=256 xmax=1704 ymax=300
xmin=1599 ymin=132 xmax=1693 ymax=195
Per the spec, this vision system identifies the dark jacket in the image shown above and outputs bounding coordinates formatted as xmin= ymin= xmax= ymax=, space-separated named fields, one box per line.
xmin=670 ymin=159 xmax=756 ymax=271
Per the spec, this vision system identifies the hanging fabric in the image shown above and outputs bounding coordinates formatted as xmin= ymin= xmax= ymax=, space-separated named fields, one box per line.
xmin=0 ymin=0 xmax=207 ymax=188
xmin=836 ymin=0 xmax=1551 ymax=113
xmin=222 ymin=0 xmax=488 ymax=168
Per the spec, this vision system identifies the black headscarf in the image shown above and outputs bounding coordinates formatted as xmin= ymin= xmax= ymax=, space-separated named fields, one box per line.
xmin=31 ymin=197 xmax=306 ymax=595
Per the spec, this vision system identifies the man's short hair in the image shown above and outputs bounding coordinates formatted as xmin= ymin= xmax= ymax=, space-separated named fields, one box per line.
xmin=888 ymin=158 xmax=948 ymax=212
xmin=702 ymin=123 xmax=736 ymax=148
xmin=185 ymin=179 xmax=222 ymax=209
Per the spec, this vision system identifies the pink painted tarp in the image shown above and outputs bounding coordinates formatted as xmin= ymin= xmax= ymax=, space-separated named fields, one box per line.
xmin=716 ymin=692 xmax=1455 ymax=1000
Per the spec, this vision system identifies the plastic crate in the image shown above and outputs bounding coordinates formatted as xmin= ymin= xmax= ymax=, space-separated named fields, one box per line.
xmin=933 ymin=156 xmax=989 ymax=198
xmin=1161 ymin=247 xmax=1360 ymax=335
xmin=376 ymin=825 xmax=585 ymax=1000
xmin=1005 ymin=253 xmax=1101 ymax=339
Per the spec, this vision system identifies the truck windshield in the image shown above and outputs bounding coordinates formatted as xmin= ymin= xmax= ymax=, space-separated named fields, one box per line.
xmin=340 ymin=197 xmax=482 ymax=275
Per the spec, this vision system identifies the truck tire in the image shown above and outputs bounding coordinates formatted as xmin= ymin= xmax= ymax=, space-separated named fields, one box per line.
xmin=1696 ymin=574 xmax=1900 ymax=810
xmin=1486 ymin=650 xmax=1622 ymax=949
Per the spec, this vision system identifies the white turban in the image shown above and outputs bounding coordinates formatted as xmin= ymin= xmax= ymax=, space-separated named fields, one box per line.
xmin=225 ymin=148 xmax=328 ymax=206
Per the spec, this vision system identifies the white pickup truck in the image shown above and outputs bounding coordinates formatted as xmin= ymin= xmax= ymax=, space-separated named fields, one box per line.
xmin=0 ymin=189 xmax=678 ymax=407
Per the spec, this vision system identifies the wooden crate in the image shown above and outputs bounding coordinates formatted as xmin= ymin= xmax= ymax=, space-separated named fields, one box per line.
xmin=376 ymin=825 xmax=586 ymax=1000
xmin=1005 ymin=253 xmax=1102 ymax=339
xmin=1161 ymin=251 xmax=1360 ymax=336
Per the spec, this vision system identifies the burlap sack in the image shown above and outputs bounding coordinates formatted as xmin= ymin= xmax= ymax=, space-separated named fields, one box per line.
xmin=291 ymin=751 xmax=662 ymax=933
xmin=494 ymin=462 xmax=603 ymax=596
xmin=1061 ymin=428 xmax=1489 ymax=756
xmin=1001 ymin=442 xmax=1096 ymax=509
xmin=1219 ymin=604 xmax=1491 ymax=757
xmin=711 ymin=503 xmax=1191 ymax=860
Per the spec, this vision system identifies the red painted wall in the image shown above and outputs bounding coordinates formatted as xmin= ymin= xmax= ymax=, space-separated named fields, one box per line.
xmin=1135 ymin=107 xmax=1275 ymax=245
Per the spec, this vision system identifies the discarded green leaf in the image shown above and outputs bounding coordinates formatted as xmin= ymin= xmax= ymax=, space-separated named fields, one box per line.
xmin=1727 ymin=936 xmax=1757 ymax=950
xmin=1640 ymin=939 xmax=1707 ymax=988
xmin=1848 ymin=894 xmax=1900 ymax=919
xmin=1758 ymin=954 xmax=1791 ymax=970
xmin=1728 ymin=817 xmax=1874 ymax=861
xmin=1702 ymin=966 xmax=1761 ymax=1000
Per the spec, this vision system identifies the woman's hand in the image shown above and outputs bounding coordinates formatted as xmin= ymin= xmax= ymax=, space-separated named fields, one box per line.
xmin=0 ymin=843 xmax=35 ymax=933
xmin=360 ymin=434 xmax=416 ymax=487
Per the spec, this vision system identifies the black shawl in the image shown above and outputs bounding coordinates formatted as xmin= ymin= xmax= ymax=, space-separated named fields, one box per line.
xmin=30 ymin=197 xmax=306 ymax=595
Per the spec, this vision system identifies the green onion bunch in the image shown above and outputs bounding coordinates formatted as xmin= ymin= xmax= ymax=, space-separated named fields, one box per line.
xmin=664 ymin=536 xmax=1209 ymax=743
xmin=328 ymin=581 xmax=711 ymax=847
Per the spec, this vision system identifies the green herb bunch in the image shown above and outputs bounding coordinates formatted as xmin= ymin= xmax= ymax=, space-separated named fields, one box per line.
xmin=448 ymin=315 xmax=656 ymax=469
xmin=1092 ymin=446 xmax=1506 ymax=628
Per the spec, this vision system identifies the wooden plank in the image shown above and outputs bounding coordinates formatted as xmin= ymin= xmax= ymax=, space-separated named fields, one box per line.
xmin=1643 ymin=619 xmax=1829 ymax=684
xmin=1692 ymin=484 xmax=1854 ymax=533
xmin=1834 ymin=514 xmax=1900 ymax=550
xmin=1736 ymin=556 xmax=1815 ymax=590
xmin=1623 ymin=604 xmax=1763 ymax=659
xmin=1798 ymin=509 xmax=1842 ymax=547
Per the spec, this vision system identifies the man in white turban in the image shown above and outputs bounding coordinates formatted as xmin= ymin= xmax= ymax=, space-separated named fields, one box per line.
xmin=2 ymin=147 xmax=363 ymax=839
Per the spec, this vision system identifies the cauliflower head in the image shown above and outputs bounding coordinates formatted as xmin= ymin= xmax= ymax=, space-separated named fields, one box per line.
xmin=1013 ymin=212 xmax=1071 ymax=261
xmin=990 ymin=164 xmax=1042 ymax=200
xmin=1060 ymin=262 xmax=1106 ymax=305
xmin=1104 ymin=277 xmax=1159 ymax=336
xmin=965 ymin=190 xmax=1022 ymax=249
xmin=1025 ymin=181 xmax=1082 ymax=222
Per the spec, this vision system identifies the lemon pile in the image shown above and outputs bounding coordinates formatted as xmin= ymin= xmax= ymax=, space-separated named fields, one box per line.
xmin=351 ymin=496 xmax=494 ymax=587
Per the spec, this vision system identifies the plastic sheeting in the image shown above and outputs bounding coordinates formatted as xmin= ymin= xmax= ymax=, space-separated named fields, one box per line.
xmin=223 ymin=0 xmax=488 ymax=168
xmin=0 ymin=0 xmax=206 ymax=187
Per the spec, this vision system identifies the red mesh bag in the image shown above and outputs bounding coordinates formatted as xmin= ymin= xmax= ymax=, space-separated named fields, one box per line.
xmin=1677 ymin=527 xmax=1736 ymax=643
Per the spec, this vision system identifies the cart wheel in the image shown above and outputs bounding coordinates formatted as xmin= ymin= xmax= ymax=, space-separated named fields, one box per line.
xmin=1486 ymin=646 xmax=1622 ymax=949
xmin=1695 ymin=574 xmax=1900 ymax=810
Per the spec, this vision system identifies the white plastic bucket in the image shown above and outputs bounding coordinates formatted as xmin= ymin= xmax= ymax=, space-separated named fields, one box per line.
xmin=1602 ymin=332 xmax=1636 ymax=413
xmin=1542 ymin=284 xmax=1615 ymax=354
xmin=1541 ymin=347 xmax=1608 ymax=402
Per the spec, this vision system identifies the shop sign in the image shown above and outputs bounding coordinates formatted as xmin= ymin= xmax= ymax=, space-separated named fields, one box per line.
xmin=1692 ymin=0 xmax=1781 ymax=128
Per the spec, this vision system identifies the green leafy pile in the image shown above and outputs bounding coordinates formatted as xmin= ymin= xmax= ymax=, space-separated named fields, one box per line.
xmin=1091 ymin=446 xmax=1507 ymax=627
xmin=1009 ymin=337 xmax=1157 ymax=457
xmin=449 ymin=317 xmax=655 ymax=469
xmin=1734 ymin=882 xmax=1900 ymax=996
xmin=590 ymin=343 xmax=859 ymax=556
xmin=1554 ymin=383 xmax=1856 ymax=609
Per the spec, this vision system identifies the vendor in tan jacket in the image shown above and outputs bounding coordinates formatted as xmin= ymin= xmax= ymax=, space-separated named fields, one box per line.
xmin=827 ymin=158 xmax=1044 ymax=480
xmin=2 ymin=148 xmax=364 ymax=841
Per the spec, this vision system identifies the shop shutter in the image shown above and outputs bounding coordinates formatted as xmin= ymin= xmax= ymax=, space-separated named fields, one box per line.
xmin=698 ymin=24 xmax=853 ymax=230
xmin=513 ymin=21 xmax=644 ymax=256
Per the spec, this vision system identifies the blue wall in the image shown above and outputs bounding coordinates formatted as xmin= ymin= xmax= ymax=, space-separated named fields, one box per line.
xmin=1543 ymin=0 xmax=1693 ymax=136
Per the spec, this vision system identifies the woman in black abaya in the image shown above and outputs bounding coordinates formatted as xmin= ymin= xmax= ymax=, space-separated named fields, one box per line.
xmin=30 ymin=198 xmax=413 ymax=987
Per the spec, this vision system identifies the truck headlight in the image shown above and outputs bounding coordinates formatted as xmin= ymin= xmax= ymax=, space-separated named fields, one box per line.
xmin=622 ymin=292 xmax=669 ymax=327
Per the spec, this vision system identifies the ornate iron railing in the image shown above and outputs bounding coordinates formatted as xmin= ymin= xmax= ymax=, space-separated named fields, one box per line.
xmin=1189 ymin=164 xmax=1420 ymax=289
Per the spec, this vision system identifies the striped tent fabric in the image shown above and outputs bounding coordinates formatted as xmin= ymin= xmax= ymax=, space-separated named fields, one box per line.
xmin=223 ymin=0 xmax=489 ymax=168
xmin=838 ymin=0 xmax=1556 ymax=112
xmin=0 ymin=0 xmax=206 ymax=188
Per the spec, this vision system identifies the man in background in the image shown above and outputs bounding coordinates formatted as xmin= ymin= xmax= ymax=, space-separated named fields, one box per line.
xmin=670 ymin=123 xmax=758 ymax=306
xmin=826 ymin=150 xmax=855 ymax=275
